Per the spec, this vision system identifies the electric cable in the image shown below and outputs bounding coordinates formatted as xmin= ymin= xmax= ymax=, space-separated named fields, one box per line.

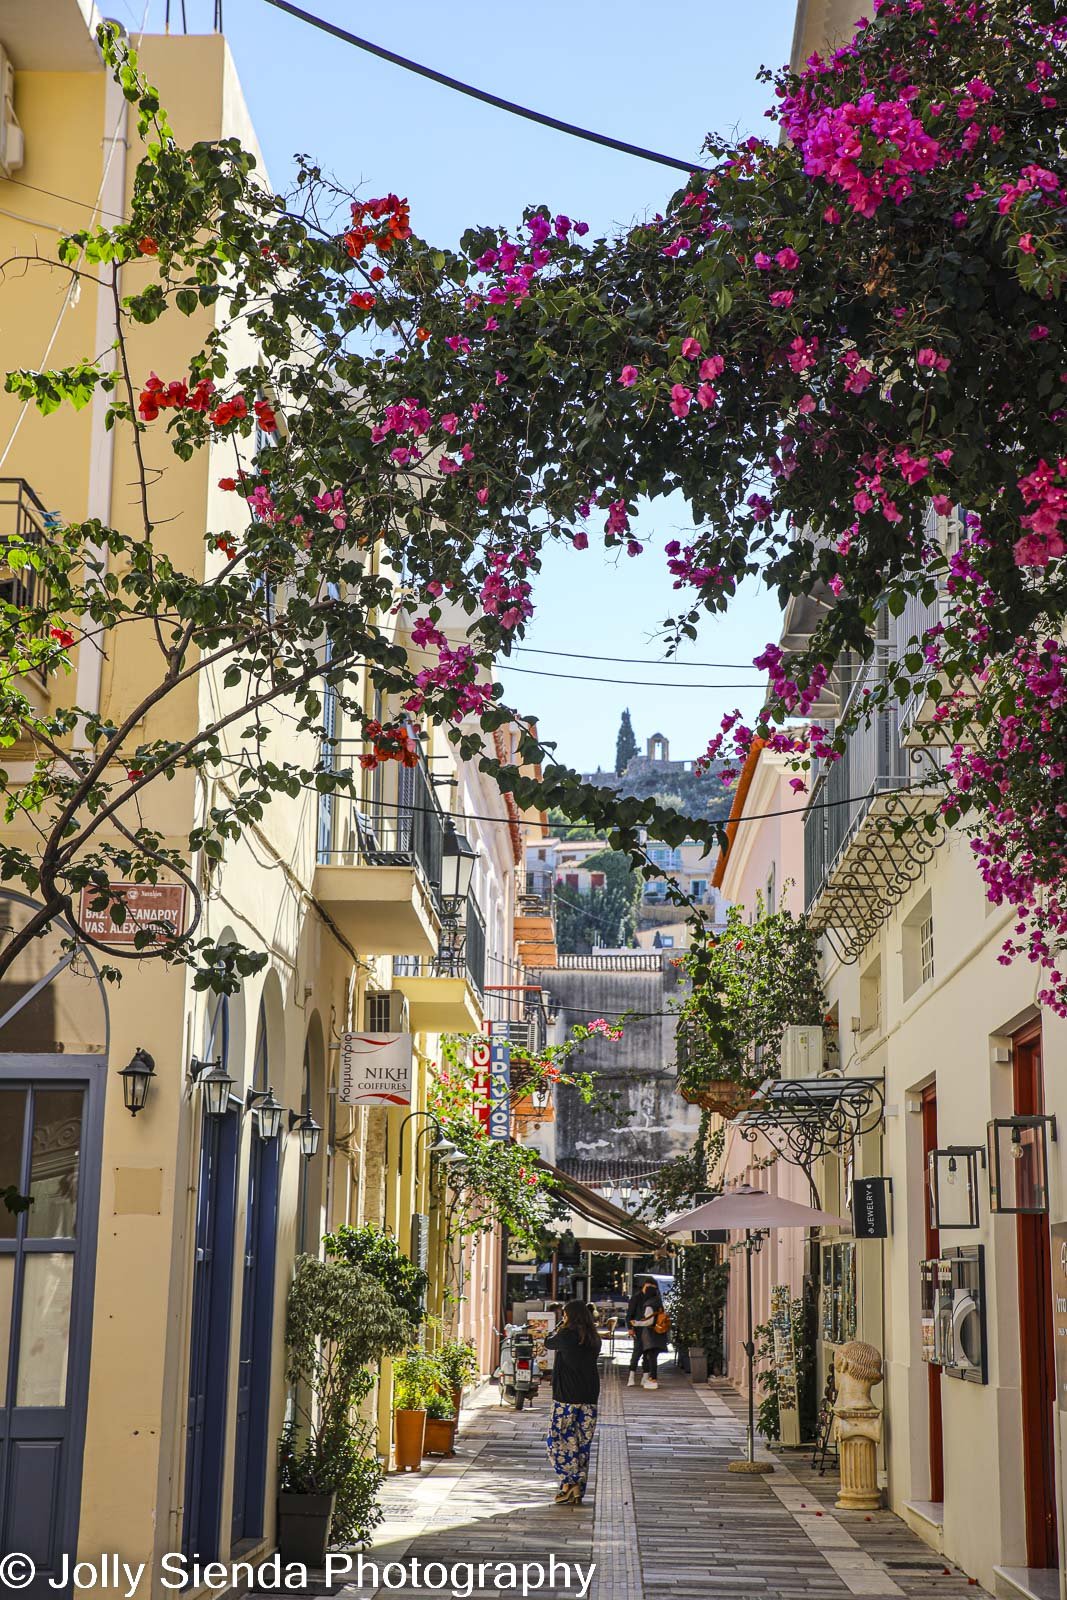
xmin=259 ymin=0 xmax=700 ymax=175
xmin=495 ymin=663 xmax=764 ymax=689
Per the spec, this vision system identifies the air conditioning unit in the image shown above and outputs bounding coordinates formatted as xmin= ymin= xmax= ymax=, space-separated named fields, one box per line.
xmin=0 ymin=48 xmax=24 ymax=179
xmin=780 ymin=1024 xmax=823 ymax=1080
xmin=363 ymin=989 xmax=409 ymax=1034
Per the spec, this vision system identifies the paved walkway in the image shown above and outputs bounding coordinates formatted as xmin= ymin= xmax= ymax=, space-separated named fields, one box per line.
xmin=268 ymin=1354 xmax=990 ymax=1600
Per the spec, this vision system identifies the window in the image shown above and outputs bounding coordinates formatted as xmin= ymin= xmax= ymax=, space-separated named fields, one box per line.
xmin=859 ymin=955 xmax=882 ymax=1035
xmin=691 ymin=879 xmax=706 ymax=902
xmin=766 ymin=864 xmax=777 ymax=911
xmin=920 ymin=914 xmax=935 ymax=987
xmin=659 ymin=935 xmax=675 ymax=948
xmin=902 ymin=890 xmax=935 ymax=1000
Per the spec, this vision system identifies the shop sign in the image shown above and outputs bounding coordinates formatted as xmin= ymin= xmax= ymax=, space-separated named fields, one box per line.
xmin=488 ymin=1038 xmax=511 ymax=1140
xmin=851 ymin=1176 xmax=891 ymax=1239
xmin=472 ymin=1037 xmax=492 ymax=1131
xmin=1051 ymin=1224 xmax=1067 ymax=1409
xmin=77 ymin=881 xmax=186 ymax=945
xmin=338 ymin=1032 xmax=413 ymax=1105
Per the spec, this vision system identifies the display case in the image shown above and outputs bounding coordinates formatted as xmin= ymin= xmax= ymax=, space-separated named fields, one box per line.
xmin=919 ymin=1245 xmax=986 ymax=1383
xmin=821 ymin=1241 xmax=857 ymax=1345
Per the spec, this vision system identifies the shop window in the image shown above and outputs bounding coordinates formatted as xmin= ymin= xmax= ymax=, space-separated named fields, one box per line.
xmin=902 ymin=891 xmax=935 ymax=1000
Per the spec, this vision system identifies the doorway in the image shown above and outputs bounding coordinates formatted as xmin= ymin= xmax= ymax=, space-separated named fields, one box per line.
xmin=0 ymin=1063 xmax=104 ymax=1598
xmin=920 ymin=1084 xmax=944 ymax=1503
xmin=183 ymin=999 xmax=240 ymax=1563
xmin=1013 ymin=1024 xmax=1057 ymax=1570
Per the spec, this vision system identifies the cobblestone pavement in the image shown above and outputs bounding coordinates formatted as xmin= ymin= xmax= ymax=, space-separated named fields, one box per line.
xmin=262 ymin=1353 xmax=990 ymax=1600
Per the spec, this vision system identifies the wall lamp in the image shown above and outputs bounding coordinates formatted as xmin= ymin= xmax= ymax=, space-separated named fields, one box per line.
xmin=289 ymin=1108 xmax=322 ymax=1159
xmin=119 ymin=1047 xmax=156 ymax=1117
xmin=190 ymin=1055 xmax=235 ymax=1117
xmin=246 ymin=1086 xmax=284 ymax=1141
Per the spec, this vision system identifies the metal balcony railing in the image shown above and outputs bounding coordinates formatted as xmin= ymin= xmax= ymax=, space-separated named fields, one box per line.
xmin=317 ymin=756 xmax=445 ymax=907
xmin=804 ymin=647 xmax=913 ymax=912
xmin=0 ymin=479 xmax=57 ymax=672
xmin=392 ymin=892 xmax=487 ymax=998
xmin=521 ymin=873 xmax=555 ymax=914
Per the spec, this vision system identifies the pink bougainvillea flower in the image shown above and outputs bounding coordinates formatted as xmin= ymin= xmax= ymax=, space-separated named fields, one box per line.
xmin=700 ymin=355 xmax=725 ymax=380
xmin=619 ymin=366 xmax=639 ymax=387
xmin=670 ymin=384 xmax=692 ymax=418
xmin=476 ymin=487 xmax=489 ymax=506
xmin=439 ymin=413 xmax=458 ymax=434
xmin=572 ymin=531 xmax=589 ymax=550
xmin=681 ymin=337 xmax=702 ymax=360
xmin=494 ymin=370 xmax=508 ymax=386
xmin=798 ymin=394 xmax=816 ymax=414
xmin=776 ymin=246 xmax=800 ymax=270
xmin=770 ymin=290 xmax=795 ymax=308
xmin=697 ymin=383 xmax=718 ymax=409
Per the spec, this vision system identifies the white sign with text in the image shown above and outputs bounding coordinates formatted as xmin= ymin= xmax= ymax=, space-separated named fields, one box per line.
xmin=338 ymin=1032 xmax=413 ymax=1106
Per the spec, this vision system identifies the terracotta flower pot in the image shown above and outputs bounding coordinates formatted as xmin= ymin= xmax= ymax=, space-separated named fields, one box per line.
xmin=679 ymin=1080 xmax=751 ymax=1116
xmin=423 ymin=1415 xmax=457 ymax=1457
xmin=394 ymin=1408 xmax=426 ymax=1471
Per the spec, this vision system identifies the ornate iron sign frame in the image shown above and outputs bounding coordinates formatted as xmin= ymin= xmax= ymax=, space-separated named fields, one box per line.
xmin=735 ymin=1075 xmax=885 ymax=1167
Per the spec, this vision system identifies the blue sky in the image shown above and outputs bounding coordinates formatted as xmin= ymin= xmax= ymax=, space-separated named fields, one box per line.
xmin=129 ymin=0 xmax=795 ymax=770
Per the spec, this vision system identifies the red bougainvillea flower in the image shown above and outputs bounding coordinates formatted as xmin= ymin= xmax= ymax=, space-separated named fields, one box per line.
xmin=49 ymin=625 xmax=75 ymax=649
xmin=348 ymin=290 xmax=376 ymax=311
xmin=137 ymin=236 xmax=159 ymax=256
xmin=126 ymin=768 xmax=145 ymax=783
xmin=253 ymin=398 xmax=277 ymax=432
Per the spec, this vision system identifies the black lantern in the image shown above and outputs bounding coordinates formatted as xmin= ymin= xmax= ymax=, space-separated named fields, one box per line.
xmin=289 ymin=1108 xmax=322 ymax=1158
xmin=530 ymin=1084 xmax=551 ymax=1112
xmin=190 ymin=1055 xmax=234 ymax=1118
xmin=119 ymin=1047 xmax=155 ymax=1117
xmin=440 ymin=818 xmax=477 ymax=902
xmin=988 ymin=1115 xmax=1057 ymax=1214
xmin=246 ymin=1086 xmax=283 ymax=1141
xmin=928 ymin=1146 xmax=984 ymax=1230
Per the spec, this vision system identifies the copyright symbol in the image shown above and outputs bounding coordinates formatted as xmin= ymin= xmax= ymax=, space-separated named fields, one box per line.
xmin=0 ymin=1554 xmax=35 ymax=1589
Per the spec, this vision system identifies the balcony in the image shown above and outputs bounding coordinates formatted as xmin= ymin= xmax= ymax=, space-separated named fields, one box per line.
xmin=804 ymin=647 xmax=944 ymax=964
xmin=515 ymin=878 xmax=558 ymax=967
xmin=391 ymin=896 xmax=486 ymax=1033
xmin=1 ymin=479 xmax=56 ymax=682
xmin=313 ymin=760 xmax=444 ymax=958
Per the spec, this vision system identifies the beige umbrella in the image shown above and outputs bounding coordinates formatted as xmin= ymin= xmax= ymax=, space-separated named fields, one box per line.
xmin=665 ymin=1185 xmax=847 ymax=1472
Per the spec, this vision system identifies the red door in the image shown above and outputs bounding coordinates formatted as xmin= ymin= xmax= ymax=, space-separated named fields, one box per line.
xmin=1014 ymin=1024 xmax=1057 ymax=1569
xmin=921 ymin=1084 xmax=944 ymax=1503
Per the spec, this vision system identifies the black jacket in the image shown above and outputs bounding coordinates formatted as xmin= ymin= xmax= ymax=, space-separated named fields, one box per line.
xmin=627 ymin=1289 xmax=669 ymax=1353
xmin=544 ymin=1325 xmax=601 ymax=1405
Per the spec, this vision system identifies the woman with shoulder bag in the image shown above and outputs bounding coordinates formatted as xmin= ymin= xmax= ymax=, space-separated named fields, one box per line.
xmin=626 ymin=1279 xmax=670 ymax=1389
xmin=543 ymin=1300 xmax=601 ymax=1504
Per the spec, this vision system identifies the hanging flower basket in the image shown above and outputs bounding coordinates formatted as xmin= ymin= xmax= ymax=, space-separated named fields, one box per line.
xmin=679 ymin=1080 xmax=752 ymax=1117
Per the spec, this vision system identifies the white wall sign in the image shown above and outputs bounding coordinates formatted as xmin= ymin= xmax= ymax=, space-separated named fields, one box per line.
xmin=338 ymin=1032 xmax=413 ymax=1106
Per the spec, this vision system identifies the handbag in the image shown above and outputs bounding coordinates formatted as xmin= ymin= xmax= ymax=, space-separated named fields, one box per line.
xmin=654 ymin=1308 xmax=671 ymax=1335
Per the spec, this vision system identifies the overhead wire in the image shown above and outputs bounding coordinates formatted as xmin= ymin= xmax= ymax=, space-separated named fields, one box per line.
xmin=259 ymin=0 xmax=700 ymax=175
xmin=496 ymin=663 xmax=764 ymax=689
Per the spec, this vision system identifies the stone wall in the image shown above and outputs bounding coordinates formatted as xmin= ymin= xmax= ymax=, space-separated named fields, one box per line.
xmin=529 ymin=953 xmax=702 ymax=1172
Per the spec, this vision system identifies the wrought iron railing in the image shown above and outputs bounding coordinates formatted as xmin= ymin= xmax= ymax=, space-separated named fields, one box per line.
xmin=804 ymin=647 xmax=913 ymax=912
xmin=391 ymin=892 xmax=487 ymax=998
xmin=0 ymin=479 xmax=57 ymax=672
xmin=317 ymin=757 xmax=445 ymax=907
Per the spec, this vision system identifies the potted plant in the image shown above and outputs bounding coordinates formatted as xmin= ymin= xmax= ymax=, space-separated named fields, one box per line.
xmin=423 ymin=1390 xmax=458 ymax=1457
xmin=279 ymin=1255 xmax=413 ymax=1563
xmin=435 ymin=1335 xmax=479 ymax=1417
xmin=670 ymin=1246 xmax=730 ymax=1386
xmin=393 ymin=1349 xmax=442 ymax=1471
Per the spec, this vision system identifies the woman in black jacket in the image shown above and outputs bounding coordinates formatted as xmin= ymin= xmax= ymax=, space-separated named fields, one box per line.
xmin=544 ymin=1300 xmax=601 ymax=1504
xmin=626 ymin=1280 xmax=669 ymax=1389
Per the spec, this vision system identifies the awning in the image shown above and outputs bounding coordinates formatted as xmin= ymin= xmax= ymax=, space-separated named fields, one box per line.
xmin=535 ymin=1156 xmax=668 ymax=1255
xmin=733 ymin=1074 xmax=884 ymax=1167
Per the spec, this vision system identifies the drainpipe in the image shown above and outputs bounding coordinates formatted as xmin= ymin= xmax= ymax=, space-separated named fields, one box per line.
xmin=74 ymin=53 xmax=128 ymax=743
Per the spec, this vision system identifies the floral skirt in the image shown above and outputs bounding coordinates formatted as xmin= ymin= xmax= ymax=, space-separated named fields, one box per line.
xmin=546 ymin=1401 xmax=598 ymax=1489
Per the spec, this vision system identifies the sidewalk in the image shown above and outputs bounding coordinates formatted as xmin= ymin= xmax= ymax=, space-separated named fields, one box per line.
xmin=268 ymin=1353 xmax=989 ymax=1600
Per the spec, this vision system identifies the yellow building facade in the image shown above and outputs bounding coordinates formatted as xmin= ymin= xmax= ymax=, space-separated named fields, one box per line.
xmin=0 ymin=6 xmax=521 ymax=1592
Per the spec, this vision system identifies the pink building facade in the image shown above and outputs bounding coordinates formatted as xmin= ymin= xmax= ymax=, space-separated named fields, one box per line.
xmin=711 ymin=741 xmax=812 ymax=1391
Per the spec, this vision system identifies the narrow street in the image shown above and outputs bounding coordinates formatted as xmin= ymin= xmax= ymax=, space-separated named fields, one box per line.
xmin=281 ymin=1355 xmax=990 ymax=1600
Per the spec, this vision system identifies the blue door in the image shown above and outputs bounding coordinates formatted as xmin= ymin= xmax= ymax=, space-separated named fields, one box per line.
xmin=0 ymin=1061 xmax=104 ymax=1598
xmin=183 ymin=999 xmax=239 ymax=1562
xmin=230 ymin=1007 xmax=279 ymax=1545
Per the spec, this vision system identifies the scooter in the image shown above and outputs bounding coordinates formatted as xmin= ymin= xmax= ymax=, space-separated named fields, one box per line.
xmin=495 ymin=1324 xmax=541 ymax=1410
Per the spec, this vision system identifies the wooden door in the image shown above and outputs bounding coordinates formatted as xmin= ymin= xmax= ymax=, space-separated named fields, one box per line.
xmin=921 ymin=1084 xmax=944 ymax=1503
xmin=1014 ymin=1024 xmax=1057 ymax=1569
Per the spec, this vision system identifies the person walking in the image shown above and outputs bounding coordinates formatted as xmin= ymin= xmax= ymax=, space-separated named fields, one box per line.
xmin=544 ymin=1300 xmax=601 ymax=1505
xmin=626 ymin=1279 xmax=669 ymax=1389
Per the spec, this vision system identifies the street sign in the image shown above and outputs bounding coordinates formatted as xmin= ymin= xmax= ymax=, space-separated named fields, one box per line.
xmin=77 ymin=881 xmax=186 ymax=945
xmin=338 ymin=1032 xmax=413 ymax=1105
xmin=851 ymin=1177 xmax=891 ymax=1238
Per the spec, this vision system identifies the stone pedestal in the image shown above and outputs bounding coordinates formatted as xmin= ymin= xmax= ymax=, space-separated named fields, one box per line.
xmin=835 ymin=1408 xmax=882 ymax=1510
xmin=832 ymin=1340 xmax=884 ymax=1512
